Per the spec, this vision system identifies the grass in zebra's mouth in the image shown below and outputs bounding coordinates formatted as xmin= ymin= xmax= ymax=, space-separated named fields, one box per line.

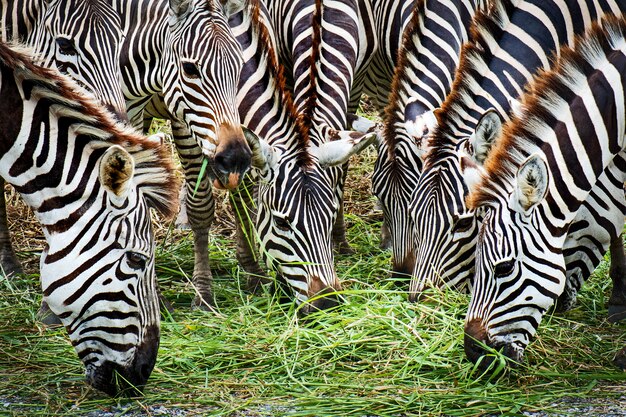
xmin=0 ymin=121 xmax=625 ymax=416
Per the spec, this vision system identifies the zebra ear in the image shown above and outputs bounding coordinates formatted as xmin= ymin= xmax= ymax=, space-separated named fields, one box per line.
xmin=219 ymin=0 xmax=246 ymax=17
xmin=347 ymin=113 xmax=382 ymax=134
xmin=100 ymin=145 xmax=135 ymax=198
xmin=404 ymin=109 xmax=438 ymax=161
xmin=169 ymin=0 xmax=192 ymax=18
xmin=242 ymin=126 xmax=278 ymax=170
xmin=512 ymin=154 xmax=549 ymax=214
xmin=470 ymin=109 xmax=502 ymax=165
xmin=460 ymin=156 xmax=484 ymax=195
xmin=311 ymin=130 xmax=377 ymax=168
xmin=509 ymin=98 xmax=523 ymax=117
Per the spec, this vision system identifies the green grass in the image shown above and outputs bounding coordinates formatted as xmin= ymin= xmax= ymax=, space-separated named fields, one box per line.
xmin=0 ymin=145 xmax=625 ymax=416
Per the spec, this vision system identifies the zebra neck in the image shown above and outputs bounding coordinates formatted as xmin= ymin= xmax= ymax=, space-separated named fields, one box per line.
xmin=0 ymin=80 xmax=104 ymax=232
xmin=235 ymin=1 xmax=300 ymax=149
xmin=0 ymin=0 xmax=43 ymax=42
xmin=384 ymin=0 xmax=486 ymax=164
xmin=112 ymin=0 xmax=169 ymax=104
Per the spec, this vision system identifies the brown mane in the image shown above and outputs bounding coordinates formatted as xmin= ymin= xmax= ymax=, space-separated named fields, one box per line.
xmin=467 ymin=16 xmax=626 ymax=210
xmin=0 ymin=41 xmax=179 ymax=218
xmin=293 ymin=0 xmax=324 ymax=168
xmin=248 ymin=0 xmax=313 ymax=168
xmin=424 ymin=0 xmax=510 ymax=169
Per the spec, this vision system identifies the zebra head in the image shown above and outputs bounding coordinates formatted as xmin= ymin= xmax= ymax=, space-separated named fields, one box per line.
xmin=163 ymin=0 xmax=251 ymax=190
xmin=38 ymin=137 xmax=176 ymax=396
xmin=29 ymin=0 xmax=127 ymax=119
xmin=38 ymin=133 xmax=178 ymax=396
xmin=371 ymin=125 xmax=422 ymax=283
xmin=246 ymin=127 xmax=377 ymax=315
xmin=408 ymin=110 xmax=501 ymax=301
xmin=464 ymin=154 xmax=565 ymax=369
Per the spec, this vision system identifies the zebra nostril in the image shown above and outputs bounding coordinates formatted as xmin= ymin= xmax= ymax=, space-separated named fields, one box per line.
xmin=214 ymin=153 xmax=229 ymax=175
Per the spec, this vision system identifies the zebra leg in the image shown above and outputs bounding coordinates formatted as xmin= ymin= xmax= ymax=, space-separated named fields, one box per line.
xmin=332 ymin=164 xmax=355 ymax=255
xmin=0 ymin=181 xmax=23 ymax=276
xmin=185 ymin=178 xmax=215 ymax=311
xmin=230 ymin=177 xmax=267 ymax=293
xmin=614 ymin=345 xmax=626 ymax=370
xmin=173 ymin=125 xmax=216 ymax=310
xmin=379 ymin=221 xmax=392 ymax=250
xmin=608 ymin=233 xmax=626 ymax=323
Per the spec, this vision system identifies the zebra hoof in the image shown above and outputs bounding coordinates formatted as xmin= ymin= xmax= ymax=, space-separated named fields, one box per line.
xmin=334 ymin=240 xmax=355 ymax=255
xmin=37 ymin=302 xmax=62 ymax=327
xmin=247 ymin=274 xmax=271 ymax=294
xmin=191 ymin=295 xmax=215 ymax=312
xmin=613 ymin=346 xmax=626 ymax=371
xmin=608 ymin=304 xmax=626 ymax=323
xmin=0 ymin=252 xmax=24 ymax=277
xmin=159 ymin=294 xmax=175 ymax=314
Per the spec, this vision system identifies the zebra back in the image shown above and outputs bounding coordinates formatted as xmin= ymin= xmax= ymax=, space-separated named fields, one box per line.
xmin=408 ymin=0 xmax=626 ymax=300
xmin=0 ymin=41 xmax=179 ymax=395
xmin=463 ymin=15 xmax=626 ymax=367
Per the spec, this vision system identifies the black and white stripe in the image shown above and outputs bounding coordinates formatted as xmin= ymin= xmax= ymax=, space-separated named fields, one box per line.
xmin=464 ymin=16 xmax=626 ymax=368
xmin=229 ymin=0 xmax=376 ymax=313
xmin=371 ymin=0 xmax=488 ymax=283
xmin=0 ymin=42 xmax=178 ymax=395
xmin=408 ymin=0 xmax=626 ymax=302
xmin=0 ymin=0 xmax=127 ymax=283
xmin=111 ymin=0 xmax=252 ymax=309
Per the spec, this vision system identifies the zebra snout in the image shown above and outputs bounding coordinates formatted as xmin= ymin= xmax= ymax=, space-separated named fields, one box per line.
xmin=464 ymin=319 xmax=490 ymax=366
xmin=212 ymin=134 xmax=253 ymax=190
xmin=298 ymin=280 xmax=343 ymax=317
xmin=85 ymin=326 xmax=159 ymax=397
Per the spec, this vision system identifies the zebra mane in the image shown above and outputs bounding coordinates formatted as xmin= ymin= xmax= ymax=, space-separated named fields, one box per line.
xmin=0 ymin=41 xmax=180 ymax=218
xmin=467 ymin=16 xmax=626 ymax=210
xmin=287 ymin=0 xmax=324 ymax=169
xmin=247 ymin=0 xmax=312 ymax=168
xmin=424 ymin=0 xmax=511 ymax=169
xmin=382 ymin=0 xmax=426 ymax=163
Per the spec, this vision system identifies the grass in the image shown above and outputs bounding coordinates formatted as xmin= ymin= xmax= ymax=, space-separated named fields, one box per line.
xmin=0 ymin=143 xmax=625 ymax=416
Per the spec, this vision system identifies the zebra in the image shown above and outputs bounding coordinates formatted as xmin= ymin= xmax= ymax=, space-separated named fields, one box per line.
xmin=463 ymin=16 xmax=626 ymax=369
xmin=227 ymin=0 xmax=376 ymax=313
xmin=0 ymin=41 xmax=179 ymax=394
xmin=406 ymin=0 xmax=626 ymax=305
xmin=110 ymin=0 xmax=253 ymax=308
xmin=264 ymin=0 xmax=378 ymax=255
xmin=0 ymin=0 xmax=127 ymax=282
xmin=1 ymin=0 xmax=127 ymax=116
xmin=371 ymin=0 xmax=489 ymax=281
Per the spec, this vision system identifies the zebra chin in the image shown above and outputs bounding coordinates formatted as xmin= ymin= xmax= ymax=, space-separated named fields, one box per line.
xmin=84 ymin=326 xmax=160 ymax=397
xmin=297 ymin=279 xmax=343 ymax=317
xmin=464 ymin=319 xmax=524 ymax=371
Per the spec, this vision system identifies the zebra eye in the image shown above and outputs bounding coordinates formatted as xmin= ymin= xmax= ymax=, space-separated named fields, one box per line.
xmin=454 ymin=216 xmax=474 ymax=233
xmin=126 ymin=251 xmax=148 ymax=270
xmin=182 ymin=62 xmax=200 ymax=78
xmin=274 ymin=217 xmax=291 ymax=232
xmin=494 ymin=259 xmax=515 ymax=278
xmin=56 ymin=37 xmax=76 ymax=55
